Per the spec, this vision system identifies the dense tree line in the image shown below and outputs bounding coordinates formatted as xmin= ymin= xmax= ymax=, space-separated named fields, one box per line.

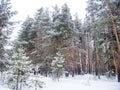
xmin=85 ymin=0 xmax=120 ymax=81
xmin=18 ymin=1 xmax=120 ymax=82
xmin=0 ymin=0 xmax=120 ymax=86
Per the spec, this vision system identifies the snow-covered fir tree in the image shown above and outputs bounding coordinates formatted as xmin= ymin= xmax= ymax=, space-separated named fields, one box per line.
xmin=0 ymin=0 xmax=16 ymax=79
xmin=50 ymin=4 xmax=73 ymax=54
xmin=6 ymin=46 xmax=31 ymax=90
xmin=51 ymin=51 xmax=65 ymax=81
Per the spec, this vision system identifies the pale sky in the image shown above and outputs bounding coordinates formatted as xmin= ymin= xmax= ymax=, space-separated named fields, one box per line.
xmin=11 ymin=0 xmax=87 ymax=21
xmin=10 ymin=0 xmax=87 ymax=40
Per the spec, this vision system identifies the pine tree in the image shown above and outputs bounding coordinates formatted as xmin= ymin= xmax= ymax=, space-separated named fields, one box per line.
xmin=0 ymin=0 xmax=16 ymax=30
xmin=50 ymin=5 xmax=61 ymax=55
xmin=104 ymin=0 xmax=120 ymax=82
xmin=85 ymin=0 xmax=120 ymax=81
xmin=6 ymin=46 xmax=31 ymax=90
xmin=49 ymin=4 xmax=74 ymax=74
xmin=72 ymin=14 xmax=85 ymax=74
xmin=51 ymin=51 xmax=65 ymax=81
xmin=33 ymin=8 xmax=52 ymax=76
xmin=18 ymin=8 xmax=52 ymax=76
xmin=19 ymin=16 xmax=35 ymax=53
xmin=86 ymin=0 xmax=107 ymax=78
xmin=0 ymin=0 xmax=16 ymax=79
xmin=51 ymin=4 xmax=73 ymax=52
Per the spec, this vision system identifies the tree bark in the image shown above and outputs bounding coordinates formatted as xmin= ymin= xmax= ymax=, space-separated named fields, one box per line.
xmin=16 ymin=70 xmax=19 ymax=90
xmin=117 ymin=58 xmax=120 ymax=82
xmin=92 ymin=17 xmax=100 ymax=79
xmin=105 ymin=0 xmax=120 ymax=82
xmin=105 ymin=0 xmax=120 ymax=52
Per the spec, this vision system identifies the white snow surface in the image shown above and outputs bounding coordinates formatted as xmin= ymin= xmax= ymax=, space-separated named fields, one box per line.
xmin=0 ymin=74 xmax=120 ymax=90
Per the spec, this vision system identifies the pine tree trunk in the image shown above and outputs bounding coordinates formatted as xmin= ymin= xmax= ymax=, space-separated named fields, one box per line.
xmin=87 ymin=34 xmax=91 ymax=74
xmin=105 ymin=0 xmax=120 ymax=52
xmin=90 ymin=9 xmax=100 ymax=78
xmin=88 ymin=46 xmax=91 ymax=74
xmin=0 ymin=69 xmax=3 ymax=80
xmin=79 ymin=52 xmax=83 ymax=74
xmin=110 ymin=13 xmax=120 ymax=52
xmin=35 ymin=80 xmax=37 ymax=90
xmin=16 ymin=72 xmax=19 ymax=90
xmin=118 ymin=76 xmax=120 ymax=82
xmin=111 ymin=47 xmax=118 ymax=76
xmin=35 ymin=74 xmax=38 ymax=90
xmin=117 ymin=60 xmax=120 ymax=82
xmin=93 ymin=24 xmax=100 ymax=79
xmin=105 ymin=0 xmax=120 ymax=82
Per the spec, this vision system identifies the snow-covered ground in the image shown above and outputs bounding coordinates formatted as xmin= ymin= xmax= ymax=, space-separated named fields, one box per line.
xmin=40 ymin=75 xmax=120 ymax=90
xmin=0 ymin=74 xmax=120 ymax=90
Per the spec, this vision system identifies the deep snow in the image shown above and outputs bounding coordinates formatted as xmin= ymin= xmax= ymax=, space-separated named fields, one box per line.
xmin=0 ymin=74 xmax=120 ymax=90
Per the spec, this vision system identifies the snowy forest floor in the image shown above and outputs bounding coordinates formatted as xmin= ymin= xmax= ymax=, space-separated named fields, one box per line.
xmin=0 ymin=74 xmax=120 ymax=90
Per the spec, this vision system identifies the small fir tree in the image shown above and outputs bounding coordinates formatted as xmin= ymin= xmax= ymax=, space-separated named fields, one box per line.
xmin=6 ymin=46 xmax=31 ymax=90
xmin=51 ymin=51 xmax=65 ymax=81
